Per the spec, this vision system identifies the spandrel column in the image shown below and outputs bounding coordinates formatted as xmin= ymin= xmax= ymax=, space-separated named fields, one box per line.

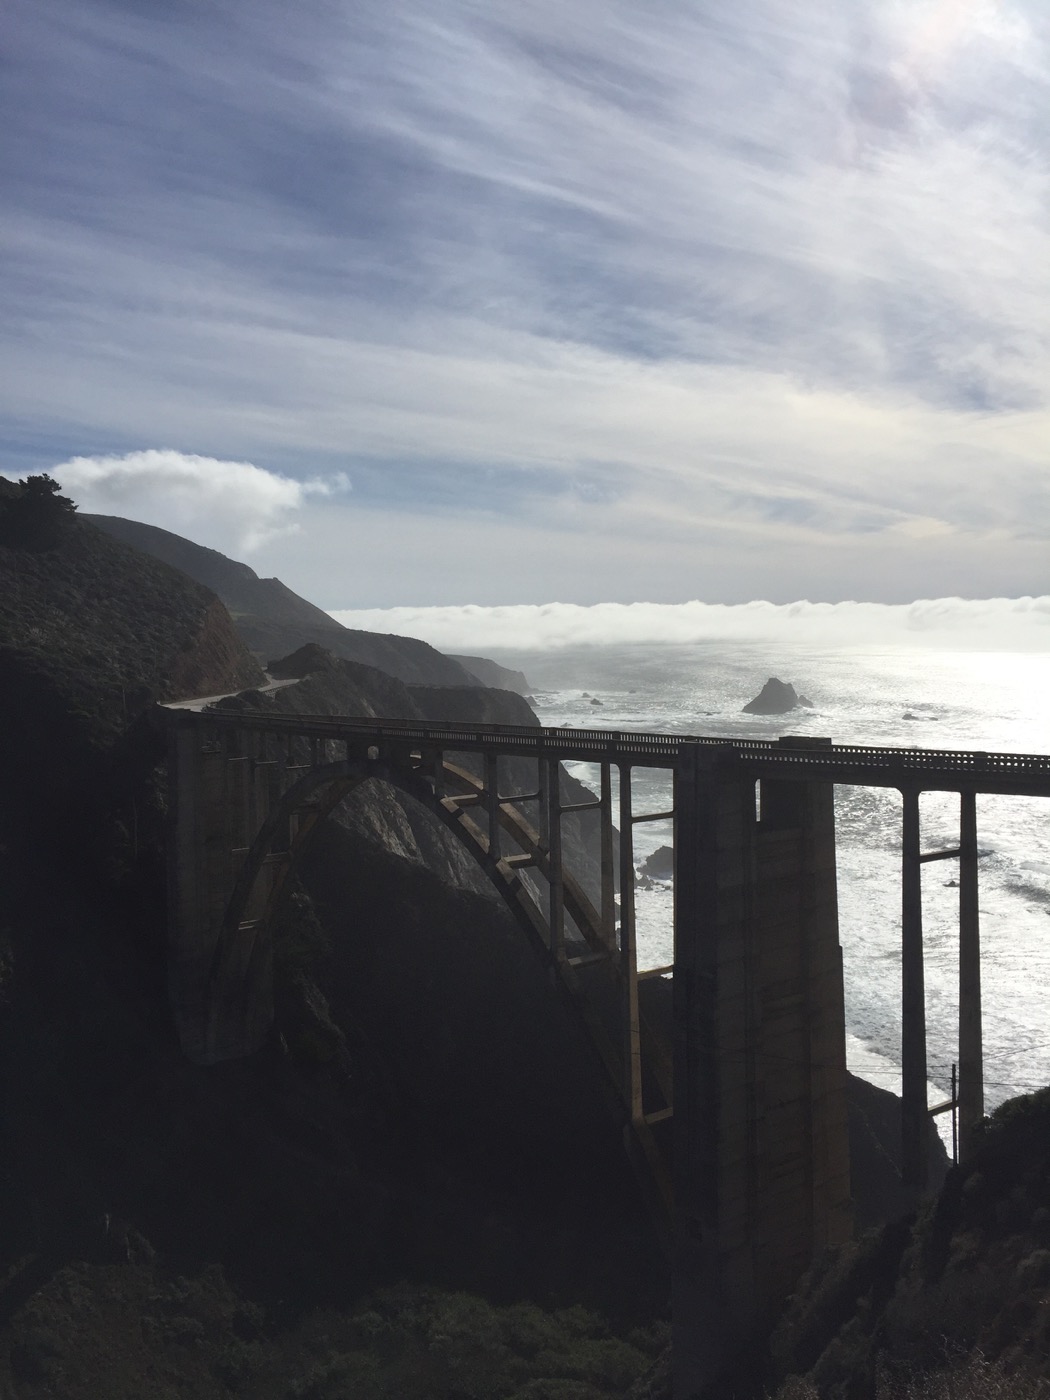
xmin=900 ymin=786 xmax=928 ymax=1196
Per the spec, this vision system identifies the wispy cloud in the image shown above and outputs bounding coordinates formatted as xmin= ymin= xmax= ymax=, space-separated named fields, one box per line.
xmin=2 ymin=1 xmax=1049 ymax=602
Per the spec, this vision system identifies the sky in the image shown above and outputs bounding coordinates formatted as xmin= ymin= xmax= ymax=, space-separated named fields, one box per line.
xmin=3 ymin=0 xmax=1050 ymax=616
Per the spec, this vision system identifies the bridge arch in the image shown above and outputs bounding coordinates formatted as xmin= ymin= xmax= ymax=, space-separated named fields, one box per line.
xmin=209 ymin=751 xmax=627 ymax=1101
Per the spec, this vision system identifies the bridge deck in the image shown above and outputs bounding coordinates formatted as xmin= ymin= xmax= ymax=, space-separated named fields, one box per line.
xmin=166 ymin=709 xmax=1050 ymax=797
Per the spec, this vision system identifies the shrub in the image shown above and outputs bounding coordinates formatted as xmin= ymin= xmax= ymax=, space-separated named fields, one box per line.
xmin=875 ymin=1349 xmax=1050 ymax=1399
xmin=0 ymin=473 xmax=77 ymax=549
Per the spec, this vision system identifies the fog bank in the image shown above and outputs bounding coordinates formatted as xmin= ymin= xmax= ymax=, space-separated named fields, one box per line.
xmin=330 ymin=598 xmax=1050 ymax=653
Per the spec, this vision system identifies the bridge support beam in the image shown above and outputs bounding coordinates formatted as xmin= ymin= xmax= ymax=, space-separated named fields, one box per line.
xmin=958 ymin=788 xmax=984 ymax=1161
xmin=618 ymin=765 xmax=643 ymax=1127
xmin=673 ymin=745 xmax=851 ymax=1392
xmin=900 ymin=787 xmax=928 ymax=1197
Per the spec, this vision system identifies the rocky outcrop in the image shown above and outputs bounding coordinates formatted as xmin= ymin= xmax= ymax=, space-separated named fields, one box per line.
xmin=406 ymin=683 xmax=538 ymax=729
xmin=640 ymin=845 xmax=674 ymax=880
xmin=87 ymin=514 xmax=479 ymax=686
xmin=742 ymin=677 xmax=814 ymax=714
xmin=448 ymin=654 xmax=531 ymax=693
xmin=848 ymin=1073 xmax=949 ymax=1232
xmin=265 ymin=641 xmax=334 ymax=679
xmin=166 ymin=597 xmax=267 ymax=700
xmin=768 ymin=1089 xmax=1050 ymax=1397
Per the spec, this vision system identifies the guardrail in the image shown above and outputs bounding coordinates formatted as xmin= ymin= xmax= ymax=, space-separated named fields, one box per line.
xmin=163 ymin=708 xmax=1050 ymax=793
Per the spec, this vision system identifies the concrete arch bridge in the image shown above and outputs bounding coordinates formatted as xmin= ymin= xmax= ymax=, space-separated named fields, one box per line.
xmin=162 ymin=708 xmax=1050 ymax=1383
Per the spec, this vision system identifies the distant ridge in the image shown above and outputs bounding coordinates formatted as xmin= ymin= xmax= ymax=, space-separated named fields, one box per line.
xmin=448 ymin=654 xmax=530 ymax=694
xmin=86 ymin=515 xmax=480 ymax=688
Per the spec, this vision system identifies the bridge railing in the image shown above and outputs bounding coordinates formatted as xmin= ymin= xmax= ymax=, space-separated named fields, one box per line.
xmin=165 ymin=708 xmax=1050 ymax=789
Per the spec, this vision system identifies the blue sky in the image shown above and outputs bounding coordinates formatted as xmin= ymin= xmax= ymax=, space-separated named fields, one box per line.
xmin=3 ymin=0 xmax=1049 ymax=608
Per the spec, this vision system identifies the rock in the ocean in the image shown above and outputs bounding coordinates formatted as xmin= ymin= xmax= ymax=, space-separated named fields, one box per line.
xmin=742 ymin=677 xmax=806 ymax=715
xmin=640 ymin=844 xmax=674 ymax=880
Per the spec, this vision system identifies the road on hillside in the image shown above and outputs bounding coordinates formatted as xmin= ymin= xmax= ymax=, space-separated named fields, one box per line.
xmin=161 ymin=675 xmax=300 ymax=713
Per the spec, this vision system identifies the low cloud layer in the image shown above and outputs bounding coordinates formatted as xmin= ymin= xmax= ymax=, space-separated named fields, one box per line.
xmin=330 ymin=597 xmax=1050 ymax=653
xmin=12 ymin=451 xmax=350 ymax=554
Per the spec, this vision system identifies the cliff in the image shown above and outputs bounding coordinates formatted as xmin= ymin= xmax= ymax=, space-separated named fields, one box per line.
xmin=448 ymin=653 xmax=531 ymax=693
xmin=86 ymin=514 xmax=480 ymax=686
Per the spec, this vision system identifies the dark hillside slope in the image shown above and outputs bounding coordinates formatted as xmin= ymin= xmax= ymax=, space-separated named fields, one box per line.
xmin=0 ymin=501 xmax=668 ymax=1396
xmin=87 ymin=514 xmax=478 ymax=686
xmin=768 ymin=1088 xmax=1050 ymax=1397
xmin=1 ymin=506 xmax=262 ymax=727
xmin=0 ymin=496 xmax=262 ymax=861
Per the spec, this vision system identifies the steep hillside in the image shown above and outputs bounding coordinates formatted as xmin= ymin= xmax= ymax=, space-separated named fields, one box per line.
xmin=0 ymin=493 xmax=668 ymax=1398
xmin=86 ymin=514 xmax=479 ymax=686
xmin=0 ymin=486 xmax=263 ymax=866
xmin=767 ymin=1088 xmax=1050 ymax=1398
xmin=1 ymin=501 xmax=262 ymax=728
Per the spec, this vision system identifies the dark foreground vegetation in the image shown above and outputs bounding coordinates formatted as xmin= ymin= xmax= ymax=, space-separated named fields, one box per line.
xmin=765 ymin=1087 xmax=1050 ymax=1397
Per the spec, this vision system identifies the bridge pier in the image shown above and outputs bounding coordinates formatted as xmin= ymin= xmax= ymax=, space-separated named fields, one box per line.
xmin=672 ymin=743 xmax=851 ymax=1389
xmin=167 ymin=723 xmax=278 ymax=1063
xmin=958 ymin=789 xmax=984 ymax=1160
xmin=901 ymin=787 xmax=929 ymax=1196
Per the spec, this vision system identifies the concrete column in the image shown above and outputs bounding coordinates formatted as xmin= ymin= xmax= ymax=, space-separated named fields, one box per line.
xmin=600 ymin=762 xmax=616 ymax=949
xmin=900 ymin=786 xmax=928 ymax=1196
xmin=673 ymin=745 xmax=850 ymax=1393
xmin=546 ymin=757 xmax=564 ymax=960
xmin=484 ymin=753 xmax=501 ymax=860
xmin=958 ymin=788 xmax=984 ymax=1160
xmin=619 ymin=764 xmax=643 ymax=1126
xmin=538 ymin=757 xmax=550 ymax=850
xmin=672 ymin=745 xmax=748 ymax=1393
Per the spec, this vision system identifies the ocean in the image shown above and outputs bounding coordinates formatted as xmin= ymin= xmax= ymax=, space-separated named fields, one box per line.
xmin=488 ymin=641 xmax=1050 ymax=1123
